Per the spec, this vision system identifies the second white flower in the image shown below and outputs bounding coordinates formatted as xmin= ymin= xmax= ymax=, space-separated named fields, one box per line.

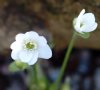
xmin=73 ymin=9 xmax=98 ymax=33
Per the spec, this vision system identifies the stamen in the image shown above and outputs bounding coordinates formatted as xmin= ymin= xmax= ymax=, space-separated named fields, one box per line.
xmin=26 ymin=42 xmax=34 ymax=49
xmin=23 ymin=40 xmax=37 ymax=50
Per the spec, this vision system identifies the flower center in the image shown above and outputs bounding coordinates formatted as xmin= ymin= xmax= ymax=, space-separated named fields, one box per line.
xmin=24 ymin=40 xmax=37 ymax=50
xmin=26 ymin=42 xmax=34 ymax=49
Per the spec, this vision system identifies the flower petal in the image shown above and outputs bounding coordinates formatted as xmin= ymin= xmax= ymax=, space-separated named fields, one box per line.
xmin=10 ymin=41 xmax=17 ymax=50
xmin=28 ymin=51 xmax=38 ymax=65
xmin=37 ymin=36 xmax=47 ymax=46
xmin=11 ymin=50 xmax=19 ymax=60
xmin=82 ymin=23 xmax=98 ymax=32
xmin=16 ymin=33 xmax=24 ymax=41
xmin=10 ymin=41 xmax=22 ymax=50
xmin=77 ymin=9 xmax=85 ymax=20
xmin=89 ymin=23 xmax=98 ymax=32
xmin=25 ymin=31 xmax=39 ymax=39
xmin=75 ymin=9 xmax=85 ymax=32
xmin=82 ymin=13 xmax=95 ymax=25
xmin=19 ymin=51 xmax=34 ymax=63
xmin=38 ymin=45 xmax=52 ymax=59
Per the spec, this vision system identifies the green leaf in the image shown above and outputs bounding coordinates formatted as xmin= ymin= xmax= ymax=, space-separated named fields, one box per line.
xmin=9 ymin=62 xmax=21 ymax=72
xmin=61 ymin=83 xmax=70 ymax=90
xmin=9 ymin=61 xmax=29 ymax=72
xmin=49 ymin=83 xmax=56 ymax=90
xmin=15 ymin=61 xmax=28 ymax=70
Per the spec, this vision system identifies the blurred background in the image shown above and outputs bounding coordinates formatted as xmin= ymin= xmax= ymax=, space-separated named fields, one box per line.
xmin=0 ymin=0 xmax=100 ymax=90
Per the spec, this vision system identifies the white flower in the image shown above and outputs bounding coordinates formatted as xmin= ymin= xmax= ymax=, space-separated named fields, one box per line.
xmin=73 ymin=9 xmax=98 ymax=33
xmin=10 ymin=31 xmax=52 ymax=65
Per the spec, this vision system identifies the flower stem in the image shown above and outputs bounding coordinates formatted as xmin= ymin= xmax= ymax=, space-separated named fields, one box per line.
xmin=54 ymin=32 xmax=77 ymax=90
xmin=33 ymin=64 xmax=38 ymax=85
xmin=29 ymin=64 xmax=39 ymax=90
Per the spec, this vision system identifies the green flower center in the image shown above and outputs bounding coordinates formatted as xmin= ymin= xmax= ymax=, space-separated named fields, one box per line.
xmin=26 ymin=42 xmax=34 ymax=49
xmin=23 ymin=39 xmax=37 ymax=50
xmin=24 ymin=41 xmax=37 ymax=50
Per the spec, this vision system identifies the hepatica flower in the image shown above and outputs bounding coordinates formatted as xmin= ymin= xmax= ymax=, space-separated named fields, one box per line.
xmin=10 ymin=31 xmax=52 ymax=65
xmin=73 ymin=9 xmax=97 ymax=33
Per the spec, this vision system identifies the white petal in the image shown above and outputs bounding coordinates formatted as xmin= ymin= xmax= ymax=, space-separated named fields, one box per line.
xmin=16 ymin=33 xmax=24 ymax=41
xmin=74 ymin=21 xmax=81 ymax=33
xmin=82 ymin=23 xmax=97 ymax=32
xmin=10 ymin=41 xmax=22 ymax=51
xmin=11 ymin=50 xmax=19 ymax=60
xmin=89 ymin=23 xmax=98 ymax=31
xmin=37 ymin=36 xmax=47 ymax=46
xmin=25 ymin=31 xmax=39 ymax=39
xmin=19 ymin=51 xmax=34 ymax=63
xmin=77 ymin=9 xmax=85 ymax=20
xmin=75 ymin=9 xmax=85 ymax=32
xmin=38 ymin=45 xmax=52 ymax=59
xmin=10 ymin=41 xmax=17 ymax=50
xmin=28 ymin=52 xmax=38 ymax=65
xmin=82 ymin=13 xmax=95 ymax=25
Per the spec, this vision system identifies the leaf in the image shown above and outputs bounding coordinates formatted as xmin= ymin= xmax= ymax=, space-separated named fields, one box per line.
xmin=15 ymin=61 xmax=29 ymax=70
xmin=9 ymin=61 xmax=29 ymax=72
xmin=49 ymin=84 xmax=56 ymax=90
xmin=9 ymin=62 xmax=21 ymax=72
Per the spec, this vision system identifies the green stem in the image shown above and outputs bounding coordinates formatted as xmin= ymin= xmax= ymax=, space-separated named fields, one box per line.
xmin=54 ymin=32 xmax=77 ymax=90
xmin=33 ymin=64 xmax=38 ymax=85
xmin=29 ymin=64 xmax=39 ymax=90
